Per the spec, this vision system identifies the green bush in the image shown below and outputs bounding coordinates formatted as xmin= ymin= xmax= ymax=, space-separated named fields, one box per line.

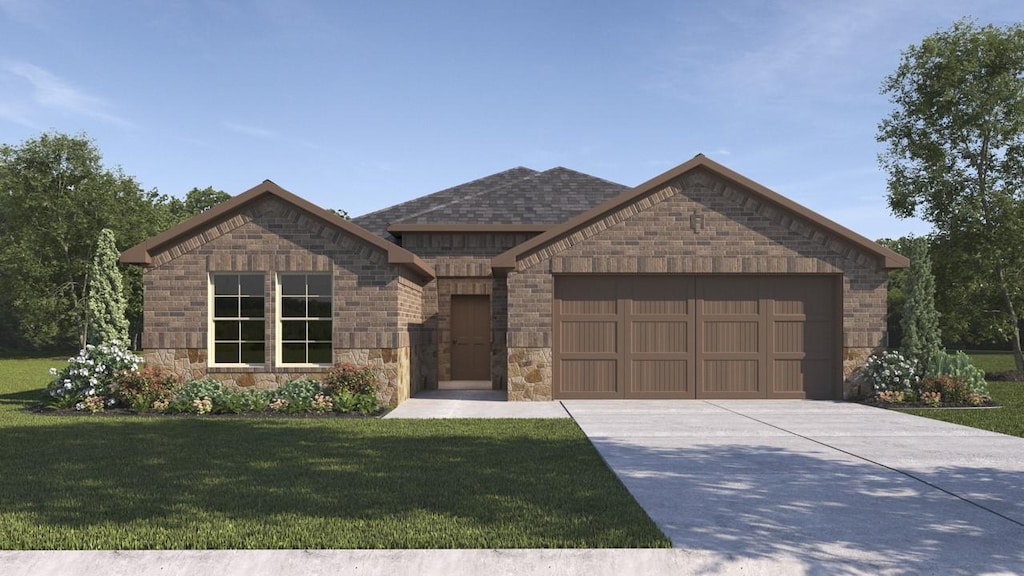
xmin=171 ymin=378 xmax=229 ymax=414
xmin=271 ymin=378 xmax=321 ymax=414
xmin=112 ymin=367 xmax=181 ymax=412
xmin=925 ymin=350 xmax=989 ymax=397
xmin=323 ymin=363 xmax=380 ymax=414
xmin=222 ymin=389 xmax=272 ymax=414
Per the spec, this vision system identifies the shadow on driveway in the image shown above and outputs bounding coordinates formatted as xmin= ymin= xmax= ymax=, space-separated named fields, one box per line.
xmin=588 ymin=437 xmax=1024 ymax=574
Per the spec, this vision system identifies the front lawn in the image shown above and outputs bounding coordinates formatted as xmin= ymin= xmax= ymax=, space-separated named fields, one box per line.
xmin=0 ymin=357 xmax=669 ymax=549
xmin=903 ymin=352 xmax=1024 ymax=438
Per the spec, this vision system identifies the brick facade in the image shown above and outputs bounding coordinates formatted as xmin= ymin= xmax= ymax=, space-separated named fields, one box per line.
xmin=140 ymin=195 xmax=427 ymax=407
xmin=131 ymin=160 xmax=899 ymax=407
xmin=505 ymin=168 xmax=889 ymax=400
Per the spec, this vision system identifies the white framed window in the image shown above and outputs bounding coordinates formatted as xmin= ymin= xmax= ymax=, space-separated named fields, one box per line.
xmin=277 ymin=273 xmax=333 ymax=365
xmin=210 ymin=274 xmax=265 ymax=365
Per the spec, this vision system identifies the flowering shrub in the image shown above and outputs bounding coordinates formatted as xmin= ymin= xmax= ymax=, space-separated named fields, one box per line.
xmin=269 ymin=398 xmax=290 ymax=412
xmin=863 ymin=351 xmax=918 ymax=394
xmin=312 ymin=393 xmax=333 ymax=413
xmin=924 ymin=351 xmax=989 ymax=397
xmin=875 ymin=390 xmax=906 ymax=404
xmin=81 ymin=395 xmax=107 ymax=413
xmin=919 ymin=374 xmax=971 ymax=405
xmin=271 ymin=378 xmax=320 ymax=413
xmin=112 ymin=367 xmax=181 ymax=413
xmin=170 ymin=378 xmax=228 ymax=413
xmin=191 ymin=398 xmax=213 ymax=415
xmin=323 ymin=363 xmax=377 ymax=396
xmin=920 ymin=391 xmax=941 ymax=407
xmin=46 ymin=341 xmax=142 ymax=410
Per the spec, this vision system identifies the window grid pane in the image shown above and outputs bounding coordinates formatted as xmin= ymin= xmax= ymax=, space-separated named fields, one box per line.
xmin=279 ymin=274 xmax=332 ymax=364
xmin=212 ymin=274 xmax=265 ymax=364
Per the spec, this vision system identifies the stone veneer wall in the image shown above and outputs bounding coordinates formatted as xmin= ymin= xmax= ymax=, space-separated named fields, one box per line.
xmin=140 ymin=195 xmax=424 ymax=407
xmin=506 ymin=168 xmax=889 ymax=401
xmin=146 ymin=347 xmax=411 ymax=407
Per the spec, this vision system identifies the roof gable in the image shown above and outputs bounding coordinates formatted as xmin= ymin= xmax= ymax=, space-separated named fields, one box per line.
xmin=492 ymin=155 xmax=909 ymax=272
xmin=120 ymin=180 xmax=434 ymax=280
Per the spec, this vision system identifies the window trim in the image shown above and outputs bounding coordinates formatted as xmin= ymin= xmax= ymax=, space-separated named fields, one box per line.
xmin=275 ymin=272 xmax=334 ymax=367
xmin=208 ymin=273 xmax=267 ymax=368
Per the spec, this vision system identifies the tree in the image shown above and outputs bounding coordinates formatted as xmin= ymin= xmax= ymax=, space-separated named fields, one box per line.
xmin=877 ymin=236 xmax=915 ymax=349
xmin=877 ymin=19 xmax=1024 ymax=371
xmin=163 ymin=186 xmax=230 ymax=223
xmin=0 ymin=132 xmax=166 ymax=350
xmin=86 ymin=228 xmax=130 ymax=346
xmin=900 ymin=237 xmax=942 ymax=365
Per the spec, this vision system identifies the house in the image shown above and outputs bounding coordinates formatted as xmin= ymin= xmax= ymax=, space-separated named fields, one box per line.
xmin=121 ymin=155 xmax=908 ymax=405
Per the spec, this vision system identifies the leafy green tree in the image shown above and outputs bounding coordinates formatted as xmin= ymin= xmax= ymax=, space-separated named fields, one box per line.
xmin=900 ymin=237 xmax=942 ymax=365
xmin=86 ymin=228 xmax=130 ymax=346
xmin=877 ymin=19 xmax=1024 ymax=371
xmin=163 ymin=186 xmax=230 ymax=222
xmin=0 ymin=132 xmax=164 ymax=350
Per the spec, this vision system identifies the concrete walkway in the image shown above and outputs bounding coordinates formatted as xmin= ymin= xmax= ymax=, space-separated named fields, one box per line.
xmin=563 ymin=400 xmax=1024 ymax=575
xmin=384 ymin=389 xmax=569 ymax=418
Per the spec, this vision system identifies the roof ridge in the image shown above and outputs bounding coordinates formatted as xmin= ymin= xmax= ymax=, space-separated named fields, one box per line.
xmin=390 ymin=167 xmax=546 ymax=223
xmin=355 ymin=166 xmax=537 ymax=222
xmin=540 ymin=166 xmax=629 ymax=189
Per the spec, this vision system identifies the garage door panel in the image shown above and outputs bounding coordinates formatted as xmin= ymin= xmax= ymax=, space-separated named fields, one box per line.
xmin=703 ymin=360 xmax=759 ymax=394
xmin=631 ymin=360 xmax=691 ymax=394
xmin=560 ymin=321 xmax=618 ymax=353
xmin=773 ymin=359 xmax=834 ymax=399
xmin=703 ymin=321 xmax=759 ymax=353
xmin=560 ymin=360 xmax=618 ymax=395
xmin=632 ymin=321 xmax=688 ymax=353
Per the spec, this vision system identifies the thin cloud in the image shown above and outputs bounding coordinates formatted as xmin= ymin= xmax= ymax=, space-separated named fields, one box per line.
xmin=222 ymin=121 xmax=276 ymax=139
xmin=4 ymin=61 xmax=131 ymax=127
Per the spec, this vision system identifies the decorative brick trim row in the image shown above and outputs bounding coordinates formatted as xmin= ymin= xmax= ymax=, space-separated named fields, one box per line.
xmin=517 ymin=173 xmax=876 ymax=273
xmin=431 ymin=258 xmax=493 ymax=277
xmin=153 ymin=198 xmax=390 ymax=269
xmin=517 ymin=186 xmax=677 ymax=271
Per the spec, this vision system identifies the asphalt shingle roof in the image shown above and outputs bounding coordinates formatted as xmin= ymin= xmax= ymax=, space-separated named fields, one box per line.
xmin=353 ymin=166 xmax=629 ymax=240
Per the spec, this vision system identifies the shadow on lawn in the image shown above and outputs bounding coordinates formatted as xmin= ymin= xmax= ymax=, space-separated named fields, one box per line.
xmin=589 ymin=438 xmax=1024 ymax=574
xmin=0 ymin=418 xmax=666 ymax=548
xmin=0 ymin=389 xmax=46 ymax=407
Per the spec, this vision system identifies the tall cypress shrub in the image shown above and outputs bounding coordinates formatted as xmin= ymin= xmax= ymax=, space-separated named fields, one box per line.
xmin=86 ymin=228 xmax=129 ymax=345
xmin=900 ymin=237 xmax=942 ymax=366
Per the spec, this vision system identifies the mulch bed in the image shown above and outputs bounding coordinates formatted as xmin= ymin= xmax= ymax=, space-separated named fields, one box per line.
xmin=24 ymin=404 xmax=389 ymax=418
xmin=860 ymin=398 xmax=1001 ymax=410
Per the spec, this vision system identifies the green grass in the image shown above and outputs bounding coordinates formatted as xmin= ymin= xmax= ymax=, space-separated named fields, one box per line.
xmin=959 ymin=350 xmax=1019 ymax=373
xmin=903 ymin=352 xmax=1024 ymax=438
xmin=0 ymin=357 xmax=669 ymax=550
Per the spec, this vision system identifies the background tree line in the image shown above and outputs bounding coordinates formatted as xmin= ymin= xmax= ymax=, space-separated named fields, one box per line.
xmin=0 ymin=132 xmax=229 ymax=352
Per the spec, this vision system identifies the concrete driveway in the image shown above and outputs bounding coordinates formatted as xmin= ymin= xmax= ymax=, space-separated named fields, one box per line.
xmin=563 ymin=400 xmax=1024 ymax=575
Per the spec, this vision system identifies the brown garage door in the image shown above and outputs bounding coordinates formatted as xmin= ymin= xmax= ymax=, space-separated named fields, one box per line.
xmin=553 ymin=275 xmax=838 ymax=400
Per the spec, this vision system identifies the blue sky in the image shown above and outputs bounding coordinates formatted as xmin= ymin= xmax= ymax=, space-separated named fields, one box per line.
xmin=1 ymin=1 xmax=1020 ymax=240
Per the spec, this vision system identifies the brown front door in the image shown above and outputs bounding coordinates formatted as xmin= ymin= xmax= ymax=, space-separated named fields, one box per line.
xmin=451 ymin=295 xmax=491 ymax=380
